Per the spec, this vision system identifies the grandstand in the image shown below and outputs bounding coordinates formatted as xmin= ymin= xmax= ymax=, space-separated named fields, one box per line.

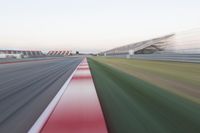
xmin=100 ymin=28 xmax=200 ymax=56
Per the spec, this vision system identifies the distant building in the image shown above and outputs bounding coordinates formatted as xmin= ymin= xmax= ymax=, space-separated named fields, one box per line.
xmin=0 ymin=50 xmax=44 ymax=58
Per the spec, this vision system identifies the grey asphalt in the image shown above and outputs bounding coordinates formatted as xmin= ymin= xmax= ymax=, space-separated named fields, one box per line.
xmin=0 ymin=57 xmax=63 ymax=64
xmin=0 ymin=57 xmax=82 ymax=133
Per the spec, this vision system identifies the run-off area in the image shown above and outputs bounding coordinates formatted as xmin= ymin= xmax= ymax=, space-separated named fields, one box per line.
xmin=88 ymin=57 xmax=200 ymax=133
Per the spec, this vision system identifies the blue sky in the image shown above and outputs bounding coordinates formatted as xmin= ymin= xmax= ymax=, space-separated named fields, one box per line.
xmin=0 ymin=0 xmax=200 ymax=52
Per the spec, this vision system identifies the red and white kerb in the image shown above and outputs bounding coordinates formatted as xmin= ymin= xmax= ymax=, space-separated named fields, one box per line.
xmin=40 ymin=58 xmax=108 ymax=133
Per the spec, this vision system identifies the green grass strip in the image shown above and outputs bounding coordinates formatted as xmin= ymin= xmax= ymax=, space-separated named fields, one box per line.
xmin=91 ymin=57 xmax=200 ymax=103
xmin=88 ymin=58 xmax=200 ymax=133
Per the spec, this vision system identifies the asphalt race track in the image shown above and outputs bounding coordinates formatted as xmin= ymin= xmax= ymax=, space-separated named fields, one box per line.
xmin=0 ymin=57 xmax=82 ymax=133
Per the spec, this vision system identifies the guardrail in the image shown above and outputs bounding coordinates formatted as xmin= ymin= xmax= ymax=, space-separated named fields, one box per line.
xmin=104 ymin=53 xmax=200 ymax=63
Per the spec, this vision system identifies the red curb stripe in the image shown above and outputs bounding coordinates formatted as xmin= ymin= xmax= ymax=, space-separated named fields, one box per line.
xmin=41 ymin=58 xmax=108 ymax=133
xmin=77 ymin=67 xmax=89 ymax=70
xmin=72 ymin=75 xmax=92 ymax=80
xmin=79 ymin=64 xmax=88 ymax=66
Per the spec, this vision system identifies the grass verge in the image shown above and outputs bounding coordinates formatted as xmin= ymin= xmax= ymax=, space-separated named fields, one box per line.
xmin=91 ymin=57 xmax=200 ymax=103
xmin=88 ymin=58 xmax=200 ymax=133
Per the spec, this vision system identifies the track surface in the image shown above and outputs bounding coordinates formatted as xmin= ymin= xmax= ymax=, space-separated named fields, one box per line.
xmin=0 ymin=57 xmax=82 ymax=133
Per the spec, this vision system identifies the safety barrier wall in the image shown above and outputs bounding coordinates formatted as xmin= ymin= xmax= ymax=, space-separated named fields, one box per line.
xmin=47 ymin=50 xmax=71 ymax=56
xmin=0 ymin=50 xmax=44 ymax=58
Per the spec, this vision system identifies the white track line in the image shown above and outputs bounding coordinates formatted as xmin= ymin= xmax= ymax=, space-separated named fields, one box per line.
xmin=28 ymin=61 xmax=82 ymax=133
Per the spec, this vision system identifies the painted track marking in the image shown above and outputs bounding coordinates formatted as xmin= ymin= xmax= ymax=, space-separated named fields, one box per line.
xmin=40 ymin=58 xmax=108 ymax=133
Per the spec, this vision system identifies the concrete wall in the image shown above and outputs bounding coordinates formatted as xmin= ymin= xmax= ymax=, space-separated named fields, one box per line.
xmin=0 ymin=54 xmax=23 ymax=59
xmin=0 ymin=50 xmax=44 ymax=58
xmin=47 ymin=50 xmax=71 ymax=56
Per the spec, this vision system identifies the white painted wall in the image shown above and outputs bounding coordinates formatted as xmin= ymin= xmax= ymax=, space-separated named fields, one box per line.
xmin=0 ymin=54 xmax=23 ymax=59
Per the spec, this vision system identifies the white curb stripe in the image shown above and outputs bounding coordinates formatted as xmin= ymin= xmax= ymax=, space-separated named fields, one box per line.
xmin=28 ymin=61 xmax=82 ymax=133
